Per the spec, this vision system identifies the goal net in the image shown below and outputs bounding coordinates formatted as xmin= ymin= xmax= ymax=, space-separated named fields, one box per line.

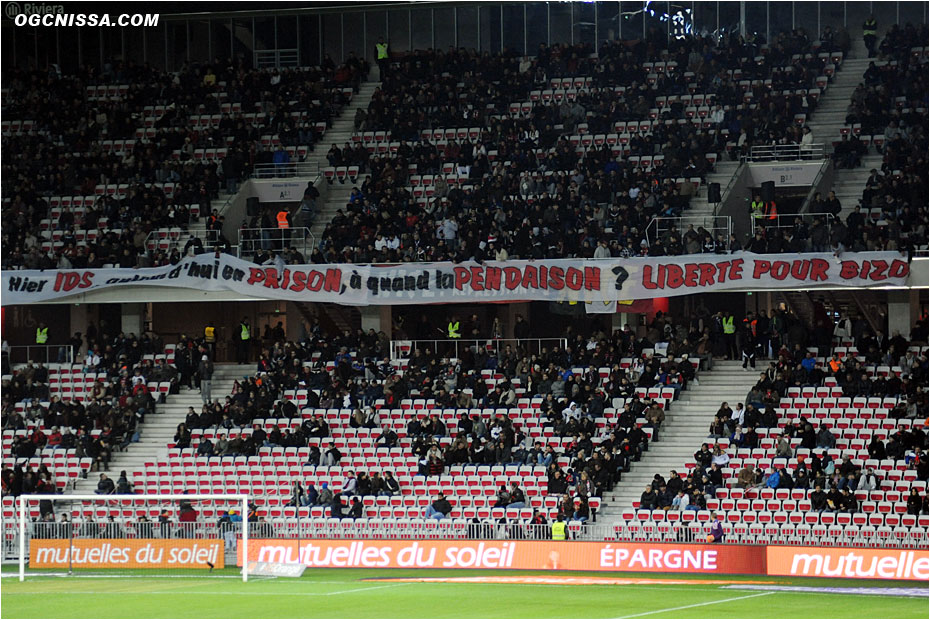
xmin=14 ymin=494 xmax=250 ymax=581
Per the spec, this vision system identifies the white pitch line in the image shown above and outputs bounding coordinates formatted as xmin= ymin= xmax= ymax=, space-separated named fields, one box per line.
xmin=613 ymin=591 xmax=775 ymax=618
xmin=317 ymin=583 xmax=413 ymax=596
xmin=4 ymin=583 xmax=413 ymax=597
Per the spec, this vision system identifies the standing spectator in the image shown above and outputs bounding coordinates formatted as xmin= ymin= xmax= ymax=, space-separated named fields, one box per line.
xmin=708 ymin=511 xmax=724 ymax=543
xmin=198 ymin=355 xmax=214 ymax=404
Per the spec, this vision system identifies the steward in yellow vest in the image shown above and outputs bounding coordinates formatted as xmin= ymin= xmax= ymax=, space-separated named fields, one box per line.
xmin=722 ymin=316 xmax=735 ymax=334
xmin=237 ymin=318 xmax=251 ymax=363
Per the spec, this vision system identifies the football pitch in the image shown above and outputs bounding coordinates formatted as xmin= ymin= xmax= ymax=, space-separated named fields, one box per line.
xmin=2 ymin=569 xmax=927 ymax=618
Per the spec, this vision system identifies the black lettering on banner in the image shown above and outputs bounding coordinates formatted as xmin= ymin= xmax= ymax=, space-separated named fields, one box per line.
xmin=612 ymin=266 xmax=629 ymax=290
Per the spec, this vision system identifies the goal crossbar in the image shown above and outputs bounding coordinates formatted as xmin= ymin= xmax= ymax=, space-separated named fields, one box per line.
xmin=17 ymin=494 xmax=250 ymax=582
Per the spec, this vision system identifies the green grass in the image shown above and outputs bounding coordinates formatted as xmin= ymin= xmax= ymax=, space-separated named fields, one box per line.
xmin=2 ymin=569 xmax=926 ymax=618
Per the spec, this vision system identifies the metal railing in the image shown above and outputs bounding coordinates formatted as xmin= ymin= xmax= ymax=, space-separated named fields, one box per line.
xmin=144 ymin=228 xmax=222 ymax=259
xmin=748 ymin=211 xmax=836 ymax=233
xmin=390 ymin=338 xmax=568 ymax=361
xmin=712 ymin=158 xmax=745 ymax=217
xmin=251 ymin=161 xmax=320 ymax=179
xmin=238 ymin=227 xmax=315 ymax=261
xmin=800 ymin=158 xmax=835 ymax=214
xmin=744 ymin=143 xmax=826 ymax=162
xmin=5 ymin=518 xmax=924 ymax=559
xmin=644 ymin=215 xmax=731 ymax=247
xmin=4 ymin=345 xmax=73 ymax=366
xmin=254 ymin=49 xmax=300 ymax=69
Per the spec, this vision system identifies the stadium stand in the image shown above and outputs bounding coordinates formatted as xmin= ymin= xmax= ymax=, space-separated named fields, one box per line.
xmin=636 ymin=309 xmax=928 ymax=548
xmin=4 ymin=312 xmax=716 ymax=538
xmin=1 ymin=331 xmax=173 ymax=494
xmin=787 ymin=23 xmax=930 ymax=256
xmin=314 ymin=30 xmax=848 ymax=263
xmin=1 ymin=9 xmax=927 ymax=567
xmin=1 ymin=57 xmax=370 ymax=270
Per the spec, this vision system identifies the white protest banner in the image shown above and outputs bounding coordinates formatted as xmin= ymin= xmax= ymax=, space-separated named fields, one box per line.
xmin=1 ymin=252 xmax=910 ymax=306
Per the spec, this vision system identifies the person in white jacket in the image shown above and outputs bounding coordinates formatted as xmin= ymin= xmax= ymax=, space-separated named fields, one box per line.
xmin=857 ymin=468 xmax=879 ymax=492
xmin=800 ymin=126 xmax=814 ymax=159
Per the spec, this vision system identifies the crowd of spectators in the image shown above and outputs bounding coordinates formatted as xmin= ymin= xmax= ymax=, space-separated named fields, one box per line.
xmin=317 ymin=29 xmax=838 ymax=264
xmin=1 ymin=53 xmax=371 ymax=271
xmin=1 ymin=327 xmax=181 ymax=496
xmin=823 ymin=22 xmax=928 ymax=254
xmin=154 ymin=309 xmax=722 ymax=524
xmin=641 ymin=308 xmax=928 ymax=519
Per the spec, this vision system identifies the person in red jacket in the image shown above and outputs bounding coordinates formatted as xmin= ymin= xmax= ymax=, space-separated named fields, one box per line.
xmin=46 ymin=427 xmax=63 ymax=450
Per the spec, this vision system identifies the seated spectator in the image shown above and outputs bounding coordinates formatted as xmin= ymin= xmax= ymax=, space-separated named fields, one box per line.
xmin=94 ymin=473 xmax=115 ymax=495
xmin=423 ymin=492 xmax=452 ymax=520
xmin=115 ymin=471 xmax=133 ymax=494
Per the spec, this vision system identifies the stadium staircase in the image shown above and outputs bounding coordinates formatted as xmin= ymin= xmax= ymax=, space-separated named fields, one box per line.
xmin=208 ymin=74 xmax=380 ymax=240
xmin=309 ymin=79 xmax=382 ymax=242
xmin=294 ymin=301 xmax=359 ymax=336
xmin=686 ymin=160 xmax=741 ymax=222
xmin=599 ymin=361 xmax=760 ymax=521
xmin=777 ymin=290 xmax=886 ymax=336
xmin=71 ymin=364 xmax=254 ymax=495
xmin=803 ymin=39 xmax=882 ymax=220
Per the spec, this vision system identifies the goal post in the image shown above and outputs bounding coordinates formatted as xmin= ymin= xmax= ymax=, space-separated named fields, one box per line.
xmin=16 ymin=494 xmax=250 ymax=582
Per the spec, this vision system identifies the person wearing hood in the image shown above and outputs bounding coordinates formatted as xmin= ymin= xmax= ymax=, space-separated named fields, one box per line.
xmin=562 ymin=402 xmax=580 ymax=421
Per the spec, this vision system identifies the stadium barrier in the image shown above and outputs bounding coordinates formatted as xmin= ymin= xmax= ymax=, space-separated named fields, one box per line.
xmin=235 ymin=539 xmax=929 ymax=580
xmin=29 ymin=538 xmax=225 ymax=570
xmin=237 ymin=539 xmax=765 ymax=574
xmin=766 ymin=546 xmax=929 ymax=580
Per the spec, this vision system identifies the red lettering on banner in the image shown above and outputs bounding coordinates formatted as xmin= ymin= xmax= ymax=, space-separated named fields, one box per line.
xmin=247 ymin=268 xmax=264 ymax=285
xmin=729 ymin=259 xmax=744 ymax=280
xmin=889 ymin=260 xmax=909 ymax=278
xmin=684 ymin=264 xmax=699 ymax=287
xmin=583 ymin=267 xmax=600 ymax=290
xmin=698 ymin=263 xmax=715 ymax=286
xmin=454 ymin=267 xmax=470 ymax=290
xmin=752 ymin=260 xmax=771 ymax=279
xmin=485 ymin=267 xmax=502 ymax=290
xmin=53 ymin=271 xmax=93 ymax=292
xmin=869 ymin=260 xmax=888 ymax=281
xmin=290 ymin=271 xmax=306 ymax=292
xmin=666 ymin=265 xmax=684 ymax=288
xmin=770 ymin=261 xmax=789 ymax=281
xmin=790 ymin=260 xmax=810 ymax=280
xmin=306 ymin=271 xmax=324 ymax=292
xmin=470 ymin=267 xmax=484 ymax=291
xmin=642 ymin=265 xmax=658 ymax=290
xmin=840 ymin=260 xmax=860 ymax=279
xmin=809 ymin=259 xmax=829 ymax=281
xmin=279 ymin=269 xmax=290 ymax=289
xmin=521 ymin=266 xmax=538 ymax=289
xmin=263 ymin=268 xmax=279 ymax=289
xmin=504 ymin=267 xmax=521 ymax=290
xmin=549 ymin=266 xmax=564 ymax=290
xmin=324 ymin=269 xmax=342 ymax=292
xmin=565 ymin=268 xmax=583 ymax=290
